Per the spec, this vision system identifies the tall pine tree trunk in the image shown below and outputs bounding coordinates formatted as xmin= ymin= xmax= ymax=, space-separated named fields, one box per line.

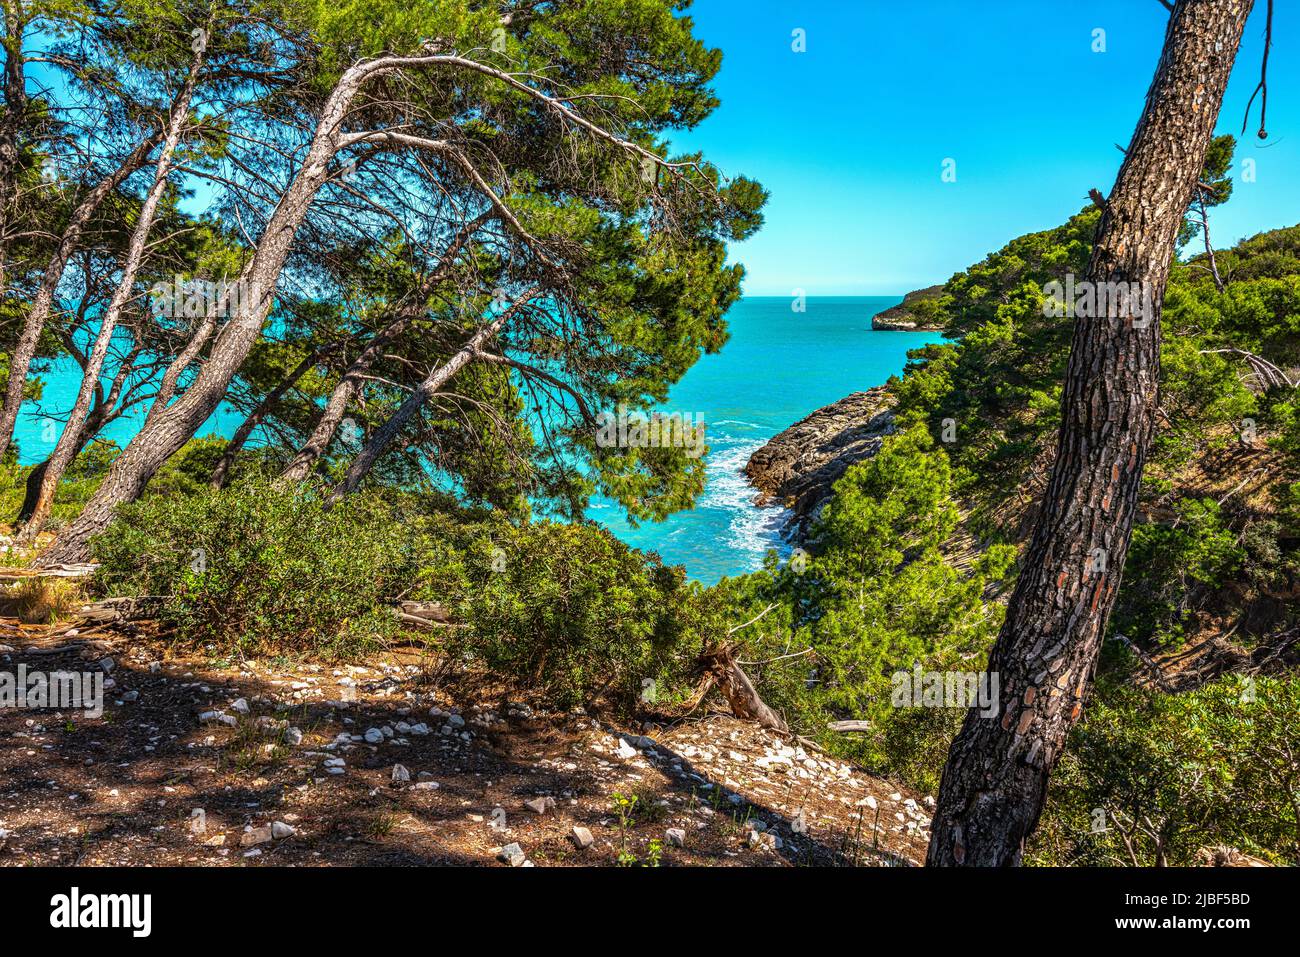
xmin=0 ymin=133 xmax=161 ymax=460
xmin=20 ymin=46 xmax=203 ymax=539
xmin=30 ymin=61 xmax=379 ymax=566
xmin=927 ymin=0 xmax=1254 ymax=867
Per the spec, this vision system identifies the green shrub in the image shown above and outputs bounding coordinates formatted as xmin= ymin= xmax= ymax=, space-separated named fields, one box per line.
xmin=91 ymin=480 xmax=436 ymax=656
xmin=1113 ymin=498 xmax=1245 ymax=647
xmin=874 ymin=705 xmax=966 ymax=797
xmin=713 ymin=428 xmax=1014 ymax=792
xmin=66 ymin=438 xmax=121 ymax=479
xmin=91 ymin=480 xmax=707 ymax=701
xmin=1031 ymin=673 xmax=1300 ymax=866
xmin=446 ymin=520 xmax=711 ymax=709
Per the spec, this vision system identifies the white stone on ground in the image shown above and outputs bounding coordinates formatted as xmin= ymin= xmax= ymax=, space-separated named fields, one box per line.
xmin=497 ymin=842 xmax=526 ymax=866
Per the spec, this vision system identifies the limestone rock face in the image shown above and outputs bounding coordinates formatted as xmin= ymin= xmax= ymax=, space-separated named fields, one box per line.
xmin=744 ymin=387 xmax=896 ymax=538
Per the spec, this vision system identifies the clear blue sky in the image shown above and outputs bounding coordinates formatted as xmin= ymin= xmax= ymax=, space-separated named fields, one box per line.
xmin=675 ymin=0 xmax=1299 ymax=296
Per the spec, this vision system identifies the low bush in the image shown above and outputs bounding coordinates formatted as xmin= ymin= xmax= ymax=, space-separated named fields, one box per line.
xmin=91 ymin=479 xmax=434 ymax=656
xmin=1113 ymin=498 xmax=1245 ymax=647
xmin=446 ymin=520 xmax=713 ymax=709
xmin=1031 ymin=673 xmax=1300 ymax=866
xmin=712 ymin=428 xmax=1015 ymax=792
xmin=90 ymin=480 xmax=711 ymax=706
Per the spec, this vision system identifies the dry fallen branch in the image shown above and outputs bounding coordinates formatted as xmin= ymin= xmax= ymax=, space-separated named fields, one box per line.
xmin=694 ymin=644 xmax=789 ymax=734
xmin=827 ymin=720 xmax=872 ymax=733
xmin=1200 ymin=347 xmax=1295 ymax=389
xmin=0 ymin=563 xmax=98 ymax=581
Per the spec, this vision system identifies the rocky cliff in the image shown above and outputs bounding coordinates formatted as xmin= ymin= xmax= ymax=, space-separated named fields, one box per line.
xmin=870 ymin=284 xmax=946 ymax=331
xmin=744 ymin=387 xmax=896 ymax=537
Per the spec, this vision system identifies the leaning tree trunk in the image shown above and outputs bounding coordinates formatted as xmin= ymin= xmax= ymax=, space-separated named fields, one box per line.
xmin=324 ymin=295 xmax=533 ymax=504
xmin=17 ymin=412 xmax=106 ymax=524
xmin=30 ymin=60 xmax=382 ymax=567
xmin=14 ymin=345 xmax=137 ymax=524
xmin=0 ymin=132 xmax=161 ymax=461
xmin=279 ymin=214 xmax=486 ymax=483
xmin=0 ymin=3 xmax=29 ymax=297
xmin=34 ymin=43 xmax=658 ymax=563
xmin=322 ymin=343 xmax=475 ymax=502
xmin=277 ymin=335 xmax=386 ymax=483
xmin=144 ymin=308 xmax=218 ymax=428
xmin=927 ymin=0 xmax=1253 ymax=867
xmin=21 ymin=48 xmax=202 ymax=540
xmin=209 ymin=345 xmax=331 ymax=488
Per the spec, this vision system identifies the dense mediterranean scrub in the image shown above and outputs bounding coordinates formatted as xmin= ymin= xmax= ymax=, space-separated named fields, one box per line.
xmin=706 ymin=173 xmax=1298 ymax=861
xmin=6 ymin=186 xmax=1295 ymax=863
xmin=708 ymin=427 xmax=1015 ymax=792
xmin=10 ymin=196 xmax=1296 ymax=862
xmin=1031 ymin=673 xmax=1300 ymax=866
xmin=3 ymin=16 xmax=1295 ymax=864
xmin=89 ymin=473 xmax=719 ymax=709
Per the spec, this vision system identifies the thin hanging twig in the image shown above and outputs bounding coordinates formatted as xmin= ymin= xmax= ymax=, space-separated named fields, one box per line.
xmin=1242 ymin=0 xmax=1274 ymax=139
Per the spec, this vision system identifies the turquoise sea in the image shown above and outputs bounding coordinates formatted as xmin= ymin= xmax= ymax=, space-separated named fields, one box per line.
xmin=15 ymin=355 xmax=245 ymax=465
xmin=588 ymin=296 xmax=944 ymax=583
xmin=15 ymin=296 xmax=943 ymax=584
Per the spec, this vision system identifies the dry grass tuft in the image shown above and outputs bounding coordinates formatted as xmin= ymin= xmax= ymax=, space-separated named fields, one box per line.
xmin=3 ymin=577 xmax=85 ymax=624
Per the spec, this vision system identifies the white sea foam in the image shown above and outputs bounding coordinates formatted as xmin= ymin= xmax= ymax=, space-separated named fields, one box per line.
xmin=710 ymin=419 xmax=765 ymax=429
xmin=699 ymin=433 xmax=791 ymax=573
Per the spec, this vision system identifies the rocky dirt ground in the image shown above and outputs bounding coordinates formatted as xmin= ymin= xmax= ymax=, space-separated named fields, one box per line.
xmin=0 ymin=615 xmax=932 ymax=868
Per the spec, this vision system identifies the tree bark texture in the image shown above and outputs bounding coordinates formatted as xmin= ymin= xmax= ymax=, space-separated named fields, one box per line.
xmin=21 ymin=47 xmax=203 ymax=538
xmin=927 ymin=0 xmax=1254 ymax=867
xmin=0 ymin=132 xmax=162 ymax=460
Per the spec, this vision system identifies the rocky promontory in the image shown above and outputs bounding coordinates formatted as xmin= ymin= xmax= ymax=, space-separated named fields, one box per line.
xmin=870 ymin=284 xmax=946 ymax=331
xmin=744 ymin=387 xmax=896 ymax=537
